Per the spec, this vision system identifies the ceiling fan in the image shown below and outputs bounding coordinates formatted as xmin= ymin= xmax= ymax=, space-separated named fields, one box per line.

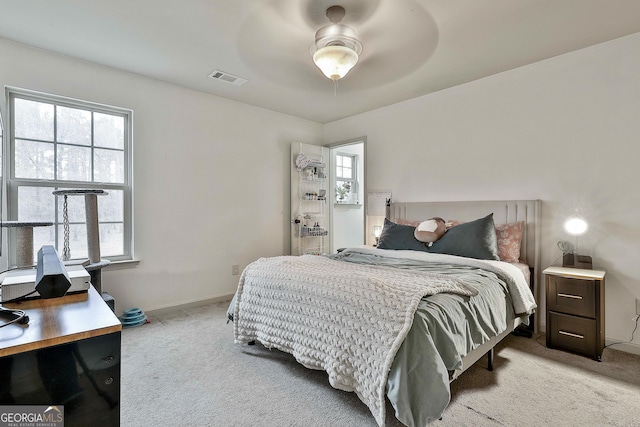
xmin=310 ymin=5 xmax=363 ymax=82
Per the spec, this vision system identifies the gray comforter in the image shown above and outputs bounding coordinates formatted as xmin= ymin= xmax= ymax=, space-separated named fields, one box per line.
xmin=228 ymin=247 xmax=536 ymax=426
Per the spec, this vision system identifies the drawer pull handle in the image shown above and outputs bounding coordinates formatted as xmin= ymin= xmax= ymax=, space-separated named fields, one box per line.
xmin=558 ymin=293 xmax=582 ymax=300
xmin=559 ymin=330 xmax=584 ymax=339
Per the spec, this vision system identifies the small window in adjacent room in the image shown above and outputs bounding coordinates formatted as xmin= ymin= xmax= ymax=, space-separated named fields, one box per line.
xmin=6 ymin=88 xmax=133 ymax=263
xmin=335 ymin=152 xmax=358 ymax=204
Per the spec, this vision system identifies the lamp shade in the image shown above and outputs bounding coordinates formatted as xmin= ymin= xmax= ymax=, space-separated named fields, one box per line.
xmin=313 ymin=45 xmax=359 ymax=81
xmin=564 ymin=217 xmax=588 ymax=235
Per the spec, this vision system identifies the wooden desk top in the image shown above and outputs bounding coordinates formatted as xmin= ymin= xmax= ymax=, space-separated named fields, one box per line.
xmin=0 ymin=286 xmax=122 ymax=357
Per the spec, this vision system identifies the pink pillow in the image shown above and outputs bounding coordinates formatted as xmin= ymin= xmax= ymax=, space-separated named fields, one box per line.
xmin=495 ymin=221 xmax=524 ymax=262
xmin=395 ymin=218 xmax=421 ymax=227
xmin=446 ymin=220 xmax=464 ymax=229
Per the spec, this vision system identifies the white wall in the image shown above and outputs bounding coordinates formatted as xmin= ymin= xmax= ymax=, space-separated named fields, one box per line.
xmin=0 ymin=38 xmax=323 ymax=312
xmin=325 ymin=33 xmax=640 ymax=353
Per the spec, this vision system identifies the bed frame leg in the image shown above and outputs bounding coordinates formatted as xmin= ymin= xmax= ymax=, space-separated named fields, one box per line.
xmin=487 ymin=348 xmax=494 ymax=371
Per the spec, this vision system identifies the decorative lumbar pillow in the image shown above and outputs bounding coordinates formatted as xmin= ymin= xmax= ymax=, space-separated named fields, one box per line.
xmin=377 ymin=218 xmax=429 ymax=252
xmin=429 ymin=213 xmax=499 ymax=260
xmin=414 ymin=217 xmax=446 ymax=247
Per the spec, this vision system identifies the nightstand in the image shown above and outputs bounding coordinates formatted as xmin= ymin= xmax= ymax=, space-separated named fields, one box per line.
xmin=544 ymin=266 xmax=605 ymax=361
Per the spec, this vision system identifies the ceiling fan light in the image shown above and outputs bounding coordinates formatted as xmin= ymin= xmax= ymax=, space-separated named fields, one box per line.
xmin=313 ymin=45 xmax=359 ymax=81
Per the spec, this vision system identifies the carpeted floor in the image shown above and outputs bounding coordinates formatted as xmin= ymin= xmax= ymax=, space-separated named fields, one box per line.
xmin=121 ymin=301 xmax=640 ymax=426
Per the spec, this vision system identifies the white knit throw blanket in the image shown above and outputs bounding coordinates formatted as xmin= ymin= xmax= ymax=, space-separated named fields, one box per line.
xmin=233 ymin=255 xmax=478 ymax=426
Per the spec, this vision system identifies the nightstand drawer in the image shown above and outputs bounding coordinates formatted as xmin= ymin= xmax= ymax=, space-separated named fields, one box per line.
xmin=548 ymin=312 xmax=597 ymax=357
xmin=547 ymin=276 xmax=595 ymax=318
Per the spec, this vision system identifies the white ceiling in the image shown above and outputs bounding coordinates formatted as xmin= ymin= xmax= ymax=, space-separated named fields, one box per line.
xmin=1 ymin=0 xmax=639 ymax=124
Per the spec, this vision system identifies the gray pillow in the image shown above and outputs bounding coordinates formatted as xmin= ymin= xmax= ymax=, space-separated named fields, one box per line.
xmin=428 ymin=213 xmax=499 ymax=260
xmin=377 ymin=218 xmax=429 ymax=252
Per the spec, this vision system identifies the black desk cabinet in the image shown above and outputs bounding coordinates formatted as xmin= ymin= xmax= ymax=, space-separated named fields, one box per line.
xmin=0 ymin=333 xmax=120 ymax=426
xmin=0 ymin=286 xmax=121 ymax=426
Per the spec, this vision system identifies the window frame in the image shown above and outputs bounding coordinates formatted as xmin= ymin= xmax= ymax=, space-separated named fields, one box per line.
xmin=335 ymin=151 xmax=358 ymax=204
xmin=5 ymin=87 xmax=133 ymax=264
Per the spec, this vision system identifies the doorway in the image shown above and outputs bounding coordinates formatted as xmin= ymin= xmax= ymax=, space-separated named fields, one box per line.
xmin=327 ymin=138 xmax=366 ymax=252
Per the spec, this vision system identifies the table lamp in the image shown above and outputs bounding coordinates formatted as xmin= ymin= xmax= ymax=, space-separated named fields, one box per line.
xmin=373 ymin=226 xmax=382 ymax=246
xmin=562 ymin=216 xmax=592 ymax=269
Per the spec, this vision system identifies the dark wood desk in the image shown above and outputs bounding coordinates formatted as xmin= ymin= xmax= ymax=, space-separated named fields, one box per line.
xmin=1 ymin=286 xmax=122 ymax=426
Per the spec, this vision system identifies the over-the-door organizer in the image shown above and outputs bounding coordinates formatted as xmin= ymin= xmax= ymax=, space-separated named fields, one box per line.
xmin=294 ymin=151 xmax=328 ymax=255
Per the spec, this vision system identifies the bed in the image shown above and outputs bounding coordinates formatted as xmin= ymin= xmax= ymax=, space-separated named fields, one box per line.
xmin=228 ymin=200 xmax=539 ymax=426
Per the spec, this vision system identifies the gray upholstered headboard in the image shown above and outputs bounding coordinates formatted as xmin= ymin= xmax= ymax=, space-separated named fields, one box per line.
xmin=388 ymin=200 xmax=541 ymax=295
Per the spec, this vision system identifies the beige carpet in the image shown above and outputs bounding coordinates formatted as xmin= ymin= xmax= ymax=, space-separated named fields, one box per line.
xmin=121 ymin=301 xmax=640 ymax=426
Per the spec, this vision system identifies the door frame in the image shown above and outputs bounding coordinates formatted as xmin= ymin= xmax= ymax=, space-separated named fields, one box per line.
xmin=325 ymin=137 xmax=367 ymax=253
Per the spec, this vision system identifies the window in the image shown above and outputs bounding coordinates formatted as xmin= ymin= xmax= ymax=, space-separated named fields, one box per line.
xmin=6 ymin=88 xmax=132 ymax=263
xmin=335 ymin=152 xmax=358 ymax=204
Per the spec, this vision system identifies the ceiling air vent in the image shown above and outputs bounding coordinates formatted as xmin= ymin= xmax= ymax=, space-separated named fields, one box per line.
xmin=208 ymin=70 xmax=248 ymax=87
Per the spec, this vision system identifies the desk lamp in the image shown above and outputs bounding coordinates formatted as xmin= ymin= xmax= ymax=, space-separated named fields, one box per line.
xmin=35 ymin=245 xmax=72 ymax=299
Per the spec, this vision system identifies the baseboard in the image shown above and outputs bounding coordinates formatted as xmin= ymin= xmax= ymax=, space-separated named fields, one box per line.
xmin=605 ymin=339 xmax=640 ymax=356
xmin=145 ymin=294 xmax=234 ymax=318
